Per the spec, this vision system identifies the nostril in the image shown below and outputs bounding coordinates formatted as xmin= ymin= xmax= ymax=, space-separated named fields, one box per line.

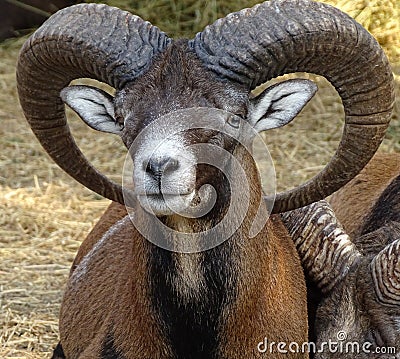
xmin=144 ymin=156 xmax=179 ymax=177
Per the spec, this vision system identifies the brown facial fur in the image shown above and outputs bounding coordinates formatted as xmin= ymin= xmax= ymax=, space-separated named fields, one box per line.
xmin=117 ymin=40 xmax=248 ymax=149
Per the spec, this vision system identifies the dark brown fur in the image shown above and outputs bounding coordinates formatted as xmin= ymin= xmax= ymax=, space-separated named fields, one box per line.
xmin=70 ymin=201 xmax=127 ymax=275
xmin=116 ymin=40 xmax=248 ymax=150
xmin=62 ymin=212 xmax=308 ymax=358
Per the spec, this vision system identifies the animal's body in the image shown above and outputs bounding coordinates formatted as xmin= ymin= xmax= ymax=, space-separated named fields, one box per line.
xmin=63 ymin=209 xmax=307 ymax=358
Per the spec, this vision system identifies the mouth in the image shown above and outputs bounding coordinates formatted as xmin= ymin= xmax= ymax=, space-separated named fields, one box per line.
xmin=143 ymin=191 xmax=193 ymax=197
xmin=136 ymin=184 xmax=216 ymax=218
xmin=137 ymin=191 xmax=197 ymax=216
xmin=138 ymin=191 xmax=195 ymax=203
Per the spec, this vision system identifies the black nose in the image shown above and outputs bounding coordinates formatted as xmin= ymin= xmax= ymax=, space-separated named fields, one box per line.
xmin=144 ymin=156 xmax=179 ymax=178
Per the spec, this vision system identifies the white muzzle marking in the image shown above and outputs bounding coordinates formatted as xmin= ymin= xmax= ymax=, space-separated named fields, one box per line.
xmin=133 ymin=135 xmax=199 ymax=216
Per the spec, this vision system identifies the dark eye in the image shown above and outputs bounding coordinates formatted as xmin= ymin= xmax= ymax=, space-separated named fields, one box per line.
xmin=227 ymin=115 xmax=241 ymax=129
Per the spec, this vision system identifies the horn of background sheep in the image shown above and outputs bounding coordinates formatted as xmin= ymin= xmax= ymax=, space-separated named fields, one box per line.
xmin=371 ymin=239 xmax=400 ymax=306
xmin=190 ymin=0 xmax=394 ymax=213
xmin=17 ymin=3 xmax=171 ymax=203
xmin=282 ymin=201 xmax=361 ymax=293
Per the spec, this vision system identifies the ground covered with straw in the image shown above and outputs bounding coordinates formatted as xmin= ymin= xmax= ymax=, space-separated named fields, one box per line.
xmin=1 ymin=0 xmax=399 ymax=357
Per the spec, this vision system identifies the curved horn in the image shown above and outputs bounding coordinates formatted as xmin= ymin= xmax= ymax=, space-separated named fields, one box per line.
xmin=17 ymin=3 xmax=171 ymax=203
xmin=371 ymin=238 xmax=400 ymax=306
xmin=190 ymin=0 xmax=395 ymax=213
xmin=282 ymin=200 xmax=361 ymax=293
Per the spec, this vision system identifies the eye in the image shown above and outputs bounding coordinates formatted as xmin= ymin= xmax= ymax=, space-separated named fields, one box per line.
xmin=226 ymin=114 xmax=241 ymax=129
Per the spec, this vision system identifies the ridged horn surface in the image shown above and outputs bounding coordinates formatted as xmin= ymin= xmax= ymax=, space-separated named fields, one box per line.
xmin=371 ymin=239 xmax=400 ymax=306
xmin=282 ymin=200 xmax=361 ymax=293
xmin=191 ymin=0 xmax=394 ymax=213
xmin=17 ymin=3 xmax=171 ymax=204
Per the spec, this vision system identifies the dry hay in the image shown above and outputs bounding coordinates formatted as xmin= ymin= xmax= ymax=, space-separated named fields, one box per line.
xmin=322 ymin=0 xmax=400 ymax=64
xmin=1 ymin=1 xmax=399 ymax=358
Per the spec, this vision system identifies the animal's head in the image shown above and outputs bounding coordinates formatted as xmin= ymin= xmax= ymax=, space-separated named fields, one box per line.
xmin=60 ymin=42 xmax=317 ymax=216
xmin=17 ymin=0 xmax=394 ymax=218
xmin=283 ymin=202 xmax=400 ymax=358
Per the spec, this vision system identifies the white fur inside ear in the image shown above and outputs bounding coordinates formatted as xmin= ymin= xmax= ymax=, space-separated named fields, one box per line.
xmin=60 ymin=85 xmax=123 ymax=135
xmin=249 ymin=79 xmax=317 ymax=132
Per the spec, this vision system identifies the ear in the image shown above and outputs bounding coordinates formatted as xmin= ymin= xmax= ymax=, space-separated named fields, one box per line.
xmin=249 ymin=79 xmax=317 ymax=132
xmin=60 ymin=85 xmax=123 ymax=135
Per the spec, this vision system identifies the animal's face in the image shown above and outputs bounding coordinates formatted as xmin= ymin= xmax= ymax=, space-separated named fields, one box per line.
xmin=126 ymin=108 xmax=247 ymax=216
xmin=61 ymin=46 xmax=316 ymax=217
